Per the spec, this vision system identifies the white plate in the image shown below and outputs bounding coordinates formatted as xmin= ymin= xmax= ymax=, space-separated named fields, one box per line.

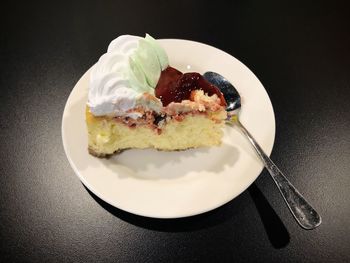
xmin=62 ymin=39 xmax=275 ymax=218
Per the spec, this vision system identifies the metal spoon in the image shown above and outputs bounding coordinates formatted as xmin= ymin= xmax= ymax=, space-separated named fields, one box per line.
xmin=203 ymin=71 xmax=322 ymax=230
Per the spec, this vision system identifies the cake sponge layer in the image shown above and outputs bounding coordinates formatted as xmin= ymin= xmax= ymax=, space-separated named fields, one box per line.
xmin=86 ymin=110 xmax=225 ymax=157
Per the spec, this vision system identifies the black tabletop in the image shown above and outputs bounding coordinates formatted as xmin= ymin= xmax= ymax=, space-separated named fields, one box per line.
xmin=1 ymin=1 xmax=350 ymax=262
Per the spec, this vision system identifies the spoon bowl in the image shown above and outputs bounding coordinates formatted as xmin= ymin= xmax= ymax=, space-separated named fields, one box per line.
xmin=203 ymin=72 xmax=241 ymax=112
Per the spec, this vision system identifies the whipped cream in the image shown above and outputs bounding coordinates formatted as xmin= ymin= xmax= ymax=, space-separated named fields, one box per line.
xmin=88 ymin=34 xmax=168 ymax=117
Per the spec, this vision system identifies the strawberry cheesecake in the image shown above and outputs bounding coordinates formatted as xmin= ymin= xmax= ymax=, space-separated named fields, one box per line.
xmin=86 ymin=34 xmax=227 ymax=157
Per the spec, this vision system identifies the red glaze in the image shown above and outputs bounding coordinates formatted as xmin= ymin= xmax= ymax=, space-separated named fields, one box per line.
xmin=155 ymin=66 xmax=226 ymax=107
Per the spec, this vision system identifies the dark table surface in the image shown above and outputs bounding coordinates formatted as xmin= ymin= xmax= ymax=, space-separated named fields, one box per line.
xmin=1 ymin=0 xmax=350 ymax=262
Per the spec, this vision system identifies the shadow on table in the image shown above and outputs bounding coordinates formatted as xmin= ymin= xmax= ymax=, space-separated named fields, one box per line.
xmin=85 ymin=181 xmax=289 ymax=248
xmin=248 ymin=183 xmax=290 ymax=248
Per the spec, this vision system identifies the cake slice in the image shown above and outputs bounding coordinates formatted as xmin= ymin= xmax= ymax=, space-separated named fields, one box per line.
xmin=86 ymin=34 xmax=227 ymax=157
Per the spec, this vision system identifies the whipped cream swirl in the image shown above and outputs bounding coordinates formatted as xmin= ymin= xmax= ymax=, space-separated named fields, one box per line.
xmin=88 ymin=34 xmax=168 ymax=117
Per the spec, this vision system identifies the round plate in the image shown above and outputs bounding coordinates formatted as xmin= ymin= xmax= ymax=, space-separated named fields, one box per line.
xmin=62 ymin=39 xmax=275 ymax=218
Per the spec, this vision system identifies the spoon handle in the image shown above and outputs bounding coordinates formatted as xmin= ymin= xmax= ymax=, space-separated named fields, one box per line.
xmin=229 ymin=118 xmax=322 ymax=230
